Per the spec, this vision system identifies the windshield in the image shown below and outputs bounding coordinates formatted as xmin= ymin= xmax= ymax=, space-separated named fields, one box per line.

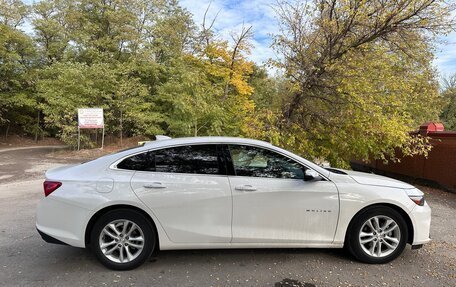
xmin=324 ymin=167 xmax=348 ymax=175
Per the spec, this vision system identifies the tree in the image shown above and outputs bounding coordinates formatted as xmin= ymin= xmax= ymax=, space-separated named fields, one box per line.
xmin=154 ymin=34 xmax=256 ymax=138
xmin=192 ymin=13 xmax=256 ymax=136
xmin=222 ymin=25 xmax=254 ymax=100
xmin=249 ymin=65 xmax=287 ymax=110
xmin=32 ymin=0 xmax=73 ymax=65
xmin=30 ymin=0 xmax=190 ymax=146
xmin=260 ymin=0 xmax=455 ymax=167
xmin=155 ymin=55 xmax=227 ymax=137
xmin=0 ymin=0 xmax=28 ymax=28
xmin=38 ymin=62 xmax=163 ymax=146
xmin=3 ymin=0 xmax=452 ymax=163
xmin=440 ymin=74 xmax=456 ymax=131
xmin=146 ymin=0 xmax=195 ymax=63
xmin=0 ymin=1 xmax=38 ymax=138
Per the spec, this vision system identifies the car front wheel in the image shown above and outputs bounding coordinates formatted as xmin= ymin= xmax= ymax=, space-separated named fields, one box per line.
xmin=90 ymin=209 xmax=156 ymax=270
xmin=346 ymin=206 xmax=408 ymax=264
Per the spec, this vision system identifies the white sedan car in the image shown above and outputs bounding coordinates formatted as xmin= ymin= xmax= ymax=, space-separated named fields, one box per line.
xmin=36 ymin=136 xmax=431 ymax=270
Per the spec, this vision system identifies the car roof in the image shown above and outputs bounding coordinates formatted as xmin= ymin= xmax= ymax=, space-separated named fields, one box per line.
xmin=144 ymin=136 xmax=272 ymax=147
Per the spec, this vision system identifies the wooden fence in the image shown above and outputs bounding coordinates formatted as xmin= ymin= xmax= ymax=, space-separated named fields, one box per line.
xmin=350 ymin=122 xmax=456 ymax=192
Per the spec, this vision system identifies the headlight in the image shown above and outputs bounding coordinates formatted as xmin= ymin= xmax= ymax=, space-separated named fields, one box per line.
xmin=408 ymin=195 xmax=425 ymax=206
xmin=405 ymin=188 xmax=425 ymax=206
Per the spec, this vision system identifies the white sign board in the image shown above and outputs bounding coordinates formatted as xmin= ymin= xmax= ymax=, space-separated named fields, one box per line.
xmin=78 ymin=108 xmax=104 ymax=129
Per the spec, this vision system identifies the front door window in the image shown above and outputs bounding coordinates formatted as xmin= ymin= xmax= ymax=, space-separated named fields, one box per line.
xmin=228 ymin=145 xmax=305 ymax=179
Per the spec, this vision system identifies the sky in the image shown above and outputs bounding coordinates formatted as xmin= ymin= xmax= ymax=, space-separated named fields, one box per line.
xmin=180 ymin=0 xmax=456 ymax=79
xmin=180 ymin=0 xmax=279 ymax=66
xmin=434 ymin=30 xmax=456 ymax=79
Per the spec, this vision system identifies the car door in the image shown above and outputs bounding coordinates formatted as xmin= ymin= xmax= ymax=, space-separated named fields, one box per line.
xmin=226 ymin=144 xmax=339 ymax=244
xmin=124 ymin=144 xmax=232 ymax=243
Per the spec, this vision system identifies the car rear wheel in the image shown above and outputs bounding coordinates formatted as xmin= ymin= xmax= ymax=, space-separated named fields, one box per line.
xmin=346 ymin=206 xmax=408 ymax=264
xmin=91 ymin=209 xmax=156 ymax=270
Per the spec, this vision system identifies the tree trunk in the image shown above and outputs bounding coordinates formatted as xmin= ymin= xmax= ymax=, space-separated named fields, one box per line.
xmin=34 ymin=110 xmax=40 ymax=143
xmin=194 ymin=119 xmax=198 ymax=137
xmin=5 ymin=122 xmax=10 ymax=139
xmin=120 ymin=110 xmax=123 ymax=147
xmin=223 ymin=80 xmax=230 ymax=100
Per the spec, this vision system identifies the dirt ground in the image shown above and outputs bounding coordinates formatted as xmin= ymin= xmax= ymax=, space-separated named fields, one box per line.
xmin=0 ymin=146 xmax=455 ymax=287
xmin=0 ymin=135 xmax=64 ymax=148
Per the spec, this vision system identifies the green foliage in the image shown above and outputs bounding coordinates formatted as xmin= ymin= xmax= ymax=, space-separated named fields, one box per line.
xmin=440 ymin=75 xmax=456 ymax=131
xmin=0 ymin=0 xmax=29 ymax=28
xmin=0 ymin=21 xmax=37 ymax=135
xmin=32 ymin=0 xmax=72 ymax=64
xmin=37 ymin=62 xmax=163 ymax=146
xmin=259 ymin=0 xmax=454 ymax=167
xmin=155 ymin=56 xmax=225 ymax=136
xmin=0 ymin=0 xmax=454 ymax=167
xmin=1 ymin=0 xmax=255 ymax=146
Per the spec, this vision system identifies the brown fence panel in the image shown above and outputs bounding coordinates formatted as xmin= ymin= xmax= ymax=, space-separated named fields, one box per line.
xmin=421 ymin=136 xmax=456 ymax=189
xmin=350 ymin=123 xmax=456 ymax=192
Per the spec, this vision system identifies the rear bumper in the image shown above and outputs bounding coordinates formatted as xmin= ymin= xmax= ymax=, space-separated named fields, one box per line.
xmin=36 ymin=197 xmax=92 ymax=248
xmin=36 ymin=228 xmax=68 ymax=245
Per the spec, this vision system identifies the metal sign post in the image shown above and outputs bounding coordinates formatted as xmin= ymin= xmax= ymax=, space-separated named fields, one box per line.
xmin=77 ymin=127 xmax=81 ymax=151
xmin=77 ymin=108 xmax=105 ymax=150
xmin=101 ymin=126 xmax=105 ymax=149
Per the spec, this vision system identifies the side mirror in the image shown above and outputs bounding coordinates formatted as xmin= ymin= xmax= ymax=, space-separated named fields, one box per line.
xmin=304 ymin=169 xmax=322 ymax=181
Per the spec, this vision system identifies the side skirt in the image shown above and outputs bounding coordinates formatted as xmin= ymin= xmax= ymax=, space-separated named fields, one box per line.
xmin=159 ymin=242 xmax=344 ymax=251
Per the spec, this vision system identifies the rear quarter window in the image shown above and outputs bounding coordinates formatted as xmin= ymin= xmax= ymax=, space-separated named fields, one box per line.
xmin=116 ymin=151 xmax=154 ymax=171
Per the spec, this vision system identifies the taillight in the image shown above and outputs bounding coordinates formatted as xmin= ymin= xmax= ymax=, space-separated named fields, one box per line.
xmin=409 ymin=195 xmax=425 ymax=206
xmin=43 ymin=181 xmax=62 ymax=197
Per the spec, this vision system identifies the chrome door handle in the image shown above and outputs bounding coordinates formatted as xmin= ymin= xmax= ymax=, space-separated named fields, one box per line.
xmin=143 ymin=182 xmax=166 ymax=189
xmin=235 ymin=185 xmax=257 ymax=192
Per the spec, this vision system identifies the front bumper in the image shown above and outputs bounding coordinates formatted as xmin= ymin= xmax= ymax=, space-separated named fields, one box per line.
xmin=410 ymin=201 xmax=432 ymax=245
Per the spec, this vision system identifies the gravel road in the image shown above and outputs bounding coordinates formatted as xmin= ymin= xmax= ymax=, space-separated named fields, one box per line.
xmin=0 ymin=147 xmax=454 ymax=287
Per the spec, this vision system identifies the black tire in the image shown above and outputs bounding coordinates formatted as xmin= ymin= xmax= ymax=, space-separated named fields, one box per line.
xmin=346 ymin=206 xmax=408 ymax=264
xmin=90 ymin=209 xmax=156 ymax=270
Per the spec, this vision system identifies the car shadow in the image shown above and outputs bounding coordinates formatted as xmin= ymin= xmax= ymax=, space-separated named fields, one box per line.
xmin=157 ymin=247 xmax=351 ymax=262
xmin=46 ymin=245 xmax=353 ymax=270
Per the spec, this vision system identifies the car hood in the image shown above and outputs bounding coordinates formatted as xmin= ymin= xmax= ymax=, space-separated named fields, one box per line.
xmin=332 ymin=169 xmax=415 ymax=189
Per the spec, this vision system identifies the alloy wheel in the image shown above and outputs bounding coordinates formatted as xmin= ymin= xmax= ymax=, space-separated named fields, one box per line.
xmin=358 ymin=215 xmax=401 ymax=258
xmin=99 ymin=219 xmax=145 ymax=263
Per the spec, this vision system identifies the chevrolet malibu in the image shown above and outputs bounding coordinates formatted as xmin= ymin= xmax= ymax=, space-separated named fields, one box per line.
xmin=36 ymin=136 xmax=431 ymax=270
